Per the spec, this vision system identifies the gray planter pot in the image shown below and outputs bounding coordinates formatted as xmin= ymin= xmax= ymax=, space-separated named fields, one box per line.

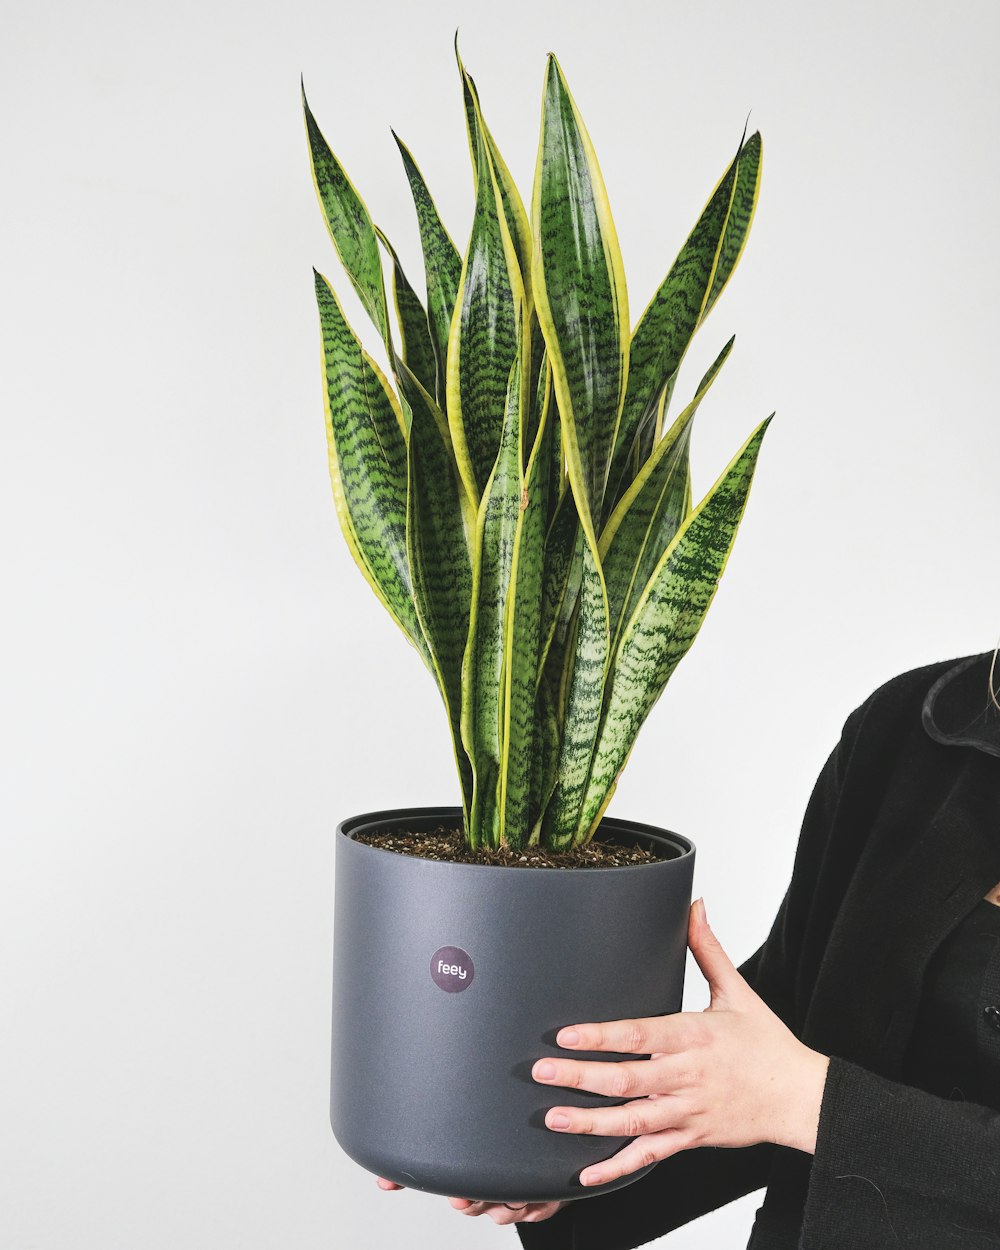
xmin=331 ymin=806 xmax=695 ymax=1204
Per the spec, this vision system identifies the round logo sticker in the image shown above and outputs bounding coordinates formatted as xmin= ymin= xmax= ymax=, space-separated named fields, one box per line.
xmin=430 ymin=945 xmax=475 ymax=993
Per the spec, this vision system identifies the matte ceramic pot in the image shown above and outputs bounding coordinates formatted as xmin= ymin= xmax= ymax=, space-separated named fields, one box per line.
xmin=331 ymin=806 xmax=695 ymax=1204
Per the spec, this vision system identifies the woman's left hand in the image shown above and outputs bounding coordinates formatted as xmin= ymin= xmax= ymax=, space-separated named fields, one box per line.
xmin=532 ymin=898 xmax=830 ymax=1188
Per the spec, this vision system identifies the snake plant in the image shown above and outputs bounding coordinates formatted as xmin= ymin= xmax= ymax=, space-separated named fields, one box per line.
xmin=305 ymin=42 xmax=772 ymax=853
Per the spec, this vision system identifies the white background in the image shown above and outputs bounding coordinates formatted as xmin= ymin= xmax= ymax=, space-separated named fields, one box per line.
xmin=3 ymin=0 xmax=999 ymax=1246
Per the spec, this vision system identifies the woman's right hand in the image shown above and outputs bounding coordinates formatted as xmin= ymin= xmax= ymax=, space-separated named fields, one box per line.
xmin=375 ymin=1177 xmax=567 ymax=1225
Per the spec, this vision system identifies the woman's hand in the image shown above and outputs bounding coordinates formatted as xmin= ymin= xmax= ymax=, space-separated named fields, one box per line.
xmin=531 ymin=898 xmax=830 ymax=1189
xmin=375 ymin=1178 xmax=565 ymax=1225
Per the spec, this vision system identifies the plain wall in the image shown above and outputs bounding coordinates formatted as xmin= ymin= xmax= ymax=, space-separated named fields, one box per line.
xmin=2 ymin=0 xmax=998 ymax=1246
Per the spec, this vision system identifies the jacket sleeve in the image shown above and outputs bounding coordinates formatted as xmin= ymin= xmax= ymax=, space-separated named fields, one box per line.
xmin=799 ymin=1056 xmax=1000 ymax=1247
xmin=516 ymin=705 xmax=869 ymax=1250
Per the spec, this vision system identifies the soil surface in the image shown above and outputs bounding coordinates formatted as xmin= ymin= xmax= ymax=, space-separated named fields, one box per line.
xmin=351 ymin=825 xmax=662 ymax=868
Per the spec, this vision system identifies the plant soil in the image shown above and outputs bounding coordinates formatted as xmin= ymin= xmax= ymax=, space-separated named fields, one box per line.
xmin=351 ymin=825 xmax=662 ymax=868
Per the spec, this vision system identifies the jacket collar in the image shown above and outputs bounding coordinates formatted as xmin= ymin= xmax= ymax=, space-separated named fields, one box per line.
xmin=803 ymin=652 xmax=1000 ymax=1073
xmin=922 ymin=650 xmax=1000 ymax=759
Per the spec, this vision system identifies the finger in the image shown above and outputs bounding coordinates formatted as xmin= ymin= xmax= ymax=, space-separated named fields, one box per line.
xmin=532 ymin=1055 xmax=661 ymax=1099
xmin=486 ymin=1203 xmax=551 ymax=1226
xmin=519 ymin=1203 xmax=566 ymax=1224
xmin=555 ymin=1012 xmax=704 ymax=1056
xmin=375 ymin=1177 xmax=404 ymax=1190
xmin=577 ymin=1127 xmax=696 ymax=1187
xmin=687 ymin=898 xmax=745 ymax=1001
xmin=545 ymin=1092 xmax=688 ymax=1139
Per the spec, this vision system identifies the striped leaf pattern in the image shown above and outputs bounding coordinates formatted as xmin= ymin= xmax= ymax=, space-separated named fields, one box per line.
xmin=314 ymin=269 xmax=428 ymax=664
xmin=375 ymin=227 xmax=438 ymax=403
xmin=499 ymin=378 xmax=553 ymax=847
xmin=306 ymin=55 xmax=772 ymax=849
xmin=405 ymin=367 xmax=475 ymax=821
xmin=540 ymin=540 xmax=610 ymax=847
xmin=446 ymin=83 xmax=521 ymax=504
xmin=392 ymin=132 xmax=463 ymax=406
xmin=600 ymin=337 xmax=734 ymax=655
xmin=537 ymin=489 xmax=581 ymax=677
xmin=531 ymin=54 xmax=628 ymax=540
xmin=462 ymin=351 xmax=527 ymax=847
xmin=603 ymin=129 xmax=761 ymax=521
xmin=528 ymin=677 xmax=561 ymax=843
xmin=704 ymin=131 xmax=762 ymax=319
xmin=579 ymin=417 xmax=773 ymax=837
xmin=304 ymin=85 xmax=392 ymax=355
xmin=455 ymin=38 xmax=532 ymax=294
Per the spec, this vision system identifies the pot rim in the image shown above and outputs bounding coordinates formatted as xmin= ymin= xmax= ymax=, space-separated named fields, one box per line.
xmin=336 ymin=805 xmax=694 ymax=872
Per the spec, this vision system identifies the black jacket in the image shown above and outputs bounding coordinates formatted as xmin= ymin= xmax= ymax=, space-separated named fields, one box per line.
xmin=518 ymin=650 xmax=1000 ymax=1249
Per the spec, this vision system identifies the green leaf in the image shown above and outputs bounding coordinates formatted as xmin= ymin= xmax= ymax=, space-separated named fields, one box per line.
xmin=303 ymin=83 xmax=392 ymax=356
xmin=375 ymin=226 xmax=438 ymax=403
xmin=531 ymin=53 xmax=629 ymax=544
xmin=578 ymin=415 xmax=774 ymax=839
xmin=704 ymin=131 xmax=762 ymax=320
xmin=457 ymin=55 xmax=533 ymax=302
xmin=462 ymin=349 xmax=527 ymax=848
xmin=537 ymin=488 xmax=582 ymax=684
xmin=392 ymin=131 xmax=463 ymax=406
xmin=499 ymin=374 xmax=554 ymax=848
xmin=600 ymin=337 xmax=734 ymax=656
xmin=631 ymin=372 xmax=677 ymax=485
xmin=525 ymin=320 xmax=549 ymax=466
xmin=539 ymin=539 xmax=610 ymax=848
xmin=528 ymin=672 xmax=561 ymax=843
xmin=446 ymin=79 xmax=523 ymax=505
xmin=314 ymin=269 xmax=427 ymax=663
xmin=602 ymin=129 xmax=760 ymax=522
xmin=453 ymin=37 xmax=531 ymax=282
xmin=404 ymin=365 xmax=475 ymax=823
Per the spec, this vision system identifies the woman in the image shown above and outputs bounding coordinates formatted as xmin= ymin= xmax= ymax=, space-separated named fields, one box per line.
xmin=377 ymin=647 xmax=1000 ymax=1247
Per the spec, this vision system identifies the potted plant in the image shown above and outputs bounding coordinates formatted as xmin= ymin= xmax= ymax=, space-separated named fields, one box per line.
xmin=304 ymin=38 xmax=771 ymax=1204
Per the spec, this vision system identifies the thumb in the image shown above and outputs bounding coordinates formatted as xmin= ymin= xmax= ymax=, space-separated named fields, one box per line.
xmin=688 ymin=898 xmax=743 ymax=1002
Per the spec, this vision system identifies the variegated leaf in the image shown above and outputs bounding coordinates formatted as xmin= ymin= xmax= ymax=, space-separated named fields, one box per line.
xmin=405 ymin=366 xmax=475 ymax=822
xmin=603 ymin=129 xmax=760 ymax=521
xmin=499 ymin=371 xmax=554 ymax=847
xmin=578 ymin=416 xmax=774 ymax=840
xmin=537 ymin=489 xmax=582 ymax=685
xmin=600 ymin=338 xmax=734 ymax=655
xmin=704 ymin=131 xmax=762 ymax=319
xmin=303 ymin=83 xmax=392 ymax=355
xmin=314 ymin=269 xmax=427 ymax=663
xmin=539 ymin=539 xmax=610 ymax=848
xmin=392 ymin=131 xmax=463 ymax=407
xmin=528 ymin=673 xmax=561 ymax=844
xmin=462 ymin=351 xmax=526 ymax=848
xmin=454 ymin=37 xmax=532 ymax=295
xmin=375 ymin=227 xmax=438 ymax=403
xmin=446 ymin=83 xmax=522 ymax=505
xmin=531 ymin=53 xmax=628 ymax=543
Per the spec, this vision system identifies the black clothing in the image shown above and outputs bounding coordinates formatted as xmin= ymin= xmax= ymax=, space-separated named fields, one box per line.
xmin=904 ymin=897 xmax=1000 ymax=1108
xmin=517 ymin=650 xmax=1000 ymax=1249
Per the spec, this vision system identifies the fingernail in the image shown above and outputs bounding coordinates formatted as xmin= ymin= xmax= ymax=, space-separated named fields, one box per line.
xmin=557 ymin=1028 xmax=580 ymax=1046
xmin=697 ymin=897 xmax=707 ymax=926
xmin=580 ymin=1170 xmax=604 ymax=1186
xmin=548 ymin=1113 xmax=571 ymax=1129
xmin=534 ymin=1061 xmax=556 ymax=1080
